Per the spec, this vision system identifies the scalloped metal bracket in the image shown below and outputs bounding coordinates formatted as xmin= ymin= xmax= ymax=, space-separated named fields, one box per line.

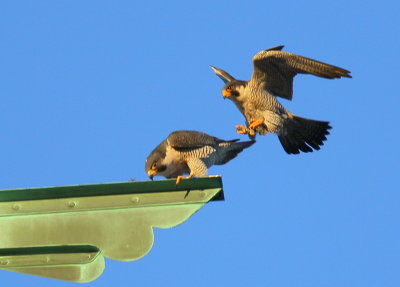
xmin=0 ymin=177 xmax=224 ymax=282
xmin=0 ymin=245 xmax=104 ymax=283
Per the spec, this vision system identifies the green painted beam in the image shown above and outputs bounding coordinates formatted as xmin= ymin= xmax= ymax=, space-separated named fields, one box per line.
xmin=0 ymin=177 xmax=224 ymax=202
xmin=0 ymin=245 xmax=104 ymax=283
xmin=0 ymin=177 xmax=224 ymax=282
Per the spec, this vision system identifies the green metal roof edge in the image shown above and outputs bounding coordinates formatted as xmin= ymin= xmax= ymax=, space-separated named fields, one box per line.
xmin=0 ymin=176 xmax=224 ymax=202
xmin=0 ymin=245 xmax=100 ymax=256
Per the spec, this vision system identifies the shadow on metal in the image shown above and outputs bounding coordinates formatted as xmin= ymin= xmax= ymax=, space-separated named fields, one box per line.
xmin=0 ymin=177 xmax=224 ymax=282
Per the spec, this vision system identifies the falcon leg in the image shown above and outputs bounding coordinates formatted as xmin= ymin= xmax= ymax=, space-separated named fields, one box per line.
xmin=235 ymin=125 xmax=249 ymax=134
xmin=235 ymin=124 xmax=257 ymax=140
xmin=175 ymin=173 xmax=194 ymax=185
xmin=247 ymin=128 xmax=256 ymax=138
xmin=175 ymin=158 xmax=208 ymax=185
xmin=249 ymin=119 xmax=264 ymax=130
xmin=176 ymin=176 xmax=184 ymax=185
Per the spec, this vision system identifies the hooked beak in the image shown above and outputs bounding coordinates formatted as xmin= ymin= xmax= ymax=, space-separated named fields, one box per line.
xmin=222 ymin=89 xmax=231 ymax=99
xmin=147 ymin=169 xmax=157 ymax=180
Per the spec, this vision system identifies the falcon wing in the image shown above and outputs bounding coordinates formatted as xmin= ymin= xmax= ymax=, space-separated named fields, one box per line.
xmin=210 ymin=65 xmax=236 ymax=84
xmin=167 ymin=130 xmax=228 ymax=152
xmin=250 ymin=45 xmax=351 ymax=100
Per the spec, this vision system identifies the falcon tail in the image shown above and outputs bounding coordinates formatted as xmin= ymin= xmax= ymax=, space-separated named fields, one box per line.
xmin=216 ymin=140 xmax=255 ymax=165
xmin=278 ymin=115 xmax=331 ymax=154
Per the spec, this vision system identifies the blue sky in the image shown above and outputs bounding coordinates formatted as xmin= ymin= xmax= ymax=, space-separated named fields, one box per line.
xmin=1 ymin=1 xmax=399 ymax=286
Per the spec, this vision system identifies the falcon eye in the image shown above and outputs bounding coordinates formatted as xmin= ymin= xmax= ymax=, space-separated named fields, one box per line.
xmin=226 ymin=86 xmax=231 ymax=91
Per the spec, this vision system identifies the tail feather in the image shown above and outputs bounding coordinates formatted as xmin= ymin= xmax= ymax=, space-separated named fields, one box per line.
xmin=278 ymin=115 xmax=331 ymax=154
xmin=217 ymin=140 xmax=255 ymax=164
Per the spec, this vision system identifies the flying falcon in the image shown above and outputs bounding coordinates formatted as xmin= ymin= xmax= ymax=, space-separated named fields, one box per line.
xmin=210 ymin=45 xmax=351 ymax=154
xmin=145 ymin=130 xmax=254 ymax=184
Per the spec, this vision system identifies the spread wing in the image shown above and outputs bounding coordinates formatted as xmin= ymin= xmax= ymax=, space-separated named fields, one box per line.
xmin=167 ymin=130 xmax=231 ymax=151
xmin=210 ymin=65 xmax=236 ymax=84
xmin=250 ymin=45 xmax=352 ymax=100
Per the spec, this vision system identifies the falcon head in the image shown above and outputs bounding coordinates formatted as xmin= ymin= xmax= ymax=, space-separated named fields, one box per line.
xmin=221 ymin=80 xmax=247 ymax=99
xmin=145 ymin=143 xmax=167 ymax=180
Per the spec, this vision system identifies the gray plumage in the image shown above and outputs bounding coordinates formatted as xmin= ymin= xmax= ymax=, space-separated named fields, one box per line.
xmin=211 ymin=45 xmax=351 ymax=154
xmin=145 ymin=130 xmax=254 ymax=181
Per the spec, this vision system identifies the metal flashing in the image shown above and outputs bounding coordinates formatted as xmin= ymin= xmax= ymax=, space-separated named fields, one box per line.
xmin=0 ymin=177 xmax=224 ymax=282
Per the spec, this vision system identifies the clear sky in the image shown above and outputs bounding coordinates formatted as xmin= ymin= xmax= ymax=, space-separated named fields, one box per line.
xmin=1 ymin=1 xmax=399 ymax=286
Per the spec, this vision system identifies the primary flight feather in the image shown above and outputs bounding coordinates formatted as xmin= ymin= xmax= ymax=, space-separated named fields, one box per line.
xmin=211 ymin=45 xmax=351 ymax=154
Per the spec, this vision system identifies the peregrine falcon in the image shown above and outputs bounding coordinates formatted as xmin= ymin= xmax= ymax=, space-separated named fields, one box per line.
xmin=210 ymin=45 xmax=351 ymax=154
xmin=145 ymin=130 xmax=254 ymax=184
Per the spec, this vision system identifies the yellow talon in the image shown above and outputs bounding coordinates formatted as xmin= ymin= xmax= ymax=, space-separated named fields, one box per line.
xmin=248 ymin=129 xmax=256 ymax=137
xmin=176 ymin=176 xmax=184 ymax=184
xmin=235 ymin=125 xmax=248 ymax=134
xmin=249 ymin=119 xmax=264 ymax=129
xmin=175 ymin=173 xmax=194 ymax=185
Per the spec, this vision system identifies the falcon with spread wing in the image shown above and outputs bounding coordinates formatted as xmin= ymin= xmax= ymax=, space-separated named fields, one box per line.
xmin=145 ymin=130 xmax=254 ymax=184
xmin=211 ymin=45 xmax=351 ymax=154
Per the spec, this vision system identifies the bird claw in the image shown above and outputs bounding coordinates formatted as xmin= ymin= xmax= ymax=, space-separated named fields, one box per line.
xmin=235 ymin=125 xmax=248 ymax=134
xmin=176 ymin=176 xmax=184 ymax=185
xmin=249 ymin=119 xmax=264 ymax=130
xmin=175 ymin=173 xmax=194 ymax=184
xmin=247 ymin=128 xmax=256 ymax=137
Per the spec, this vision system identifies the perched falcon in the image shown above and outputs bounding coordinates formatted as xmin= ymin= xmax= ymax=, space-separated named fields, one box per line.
xmin=145 ymin=130 xmax=254 ymax=184
xmin=210 ymin=45 xmax=351 ymax=154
